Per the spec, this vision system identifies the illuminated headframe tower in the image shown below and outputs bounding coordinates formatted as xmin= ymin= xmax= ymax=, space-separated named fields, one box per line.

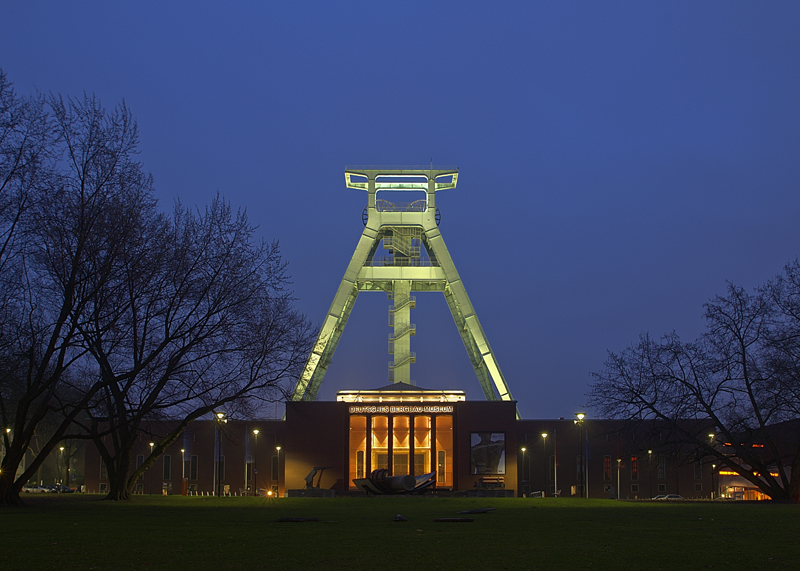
xmin=291 ymin=167 xmax=516 ymax=414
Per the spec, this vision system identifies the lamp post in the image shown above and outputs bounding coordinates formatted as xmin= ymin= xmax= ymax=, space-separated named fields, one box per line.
xmin=275 ymin=445 xmax=281 ymax=498
xmin=253 ymin=429 xmax=259 ymax=496
xmin=553 ymin=428 xmax=558 ymax=497
xmin=575 ymin=413 xmax=585 ymax=498
xmin=520 ymin=447 xmax=527 ymax=494
xmin=180 ymin=448 xmax=185 ymax=496
xmin=3 ymin=428 xmax=10 ymax=464
xmin=541 ymin=433 xmax=548 ymax=495
xmin=712 ymin=464 xmax=716 ymax=500
xmin=648 ymin=449 xmax=653 ymax=499
xmin=708 ymin=433 xmax=716 ymax=499
xmin=616 ymin=458 xmax=621 ymax=500
xmin=215 ymin=411 xmax=227 ymax=497
xmin=148 ymin=442 xmax=155 ymax=495
xmin=59 ymin=446 xmax=65 ymax=485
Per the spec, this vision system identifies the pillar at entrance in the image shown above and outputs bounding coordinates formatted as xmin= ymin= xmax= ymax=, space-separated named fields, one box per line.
xmin=290 ymin=166 xmax=517 ymax=417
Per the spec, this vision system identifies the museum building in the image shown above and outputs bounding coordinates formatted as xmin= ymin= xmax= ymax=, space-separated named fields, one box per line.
xmin=83 ymin=382 xmax=714 ymax=500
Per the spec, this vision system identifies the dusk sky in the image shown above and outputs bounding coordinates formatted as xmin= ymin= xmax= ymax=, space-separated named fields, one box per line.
xmin=3 ymin=2 xmax=799 ymax=420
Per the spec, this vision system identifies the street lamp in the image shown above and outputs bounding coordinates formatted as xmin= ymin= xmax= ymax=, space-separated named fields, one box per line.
xmin=275 ymin=445 xmax=281 ymax=498
xmin=59 ymin=447 xmax=65 ymax=485
xmin=215 ymin=412 xmax=227 ymax=497
xmin=520 ymin=447 xmax=527 ymax=493
xmin=180 ymin=448 xmax=185 ymax=496
xmin=252 ymin=429 xmax=259 ymax=496
xmin=712 ymin=464 xmax=716 ymax=499
xmin=575 ymin=413 xmax=586 ymax=498
xmin=616 ymin=458 xmax=621 ymax=500
xmin=541 ymin=433 xmax=548 ymax=495
xmin=553 ymin=428 xmax=558 ymax=497
xmin=149 ymin=442 xmax=154 ymax=495
xmin=648 ymin=449 xmax=653 ymax=499
xmin=2 ymin=428 xmax=9 ymax=467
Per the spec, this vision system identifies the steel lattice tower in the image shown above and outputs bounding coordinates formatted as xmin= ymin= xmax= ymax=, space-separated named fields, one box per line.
xmin=290 ymin=167 xmax=516 ymax=416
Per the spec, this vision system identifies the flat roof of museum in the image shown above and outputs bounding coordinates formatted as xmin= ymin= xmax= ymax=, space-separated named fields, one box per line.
xmin=336 ymin=383 xmax=466 ymax=402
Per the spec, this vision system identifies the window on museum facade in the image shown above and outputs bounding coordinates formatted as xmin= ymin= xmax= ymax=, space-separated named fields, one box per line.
xmin=349 ymin=416 xmax=367 ymax=482
xmin=658 ymin=455 xmax=666 ymax=480
xmin=414 ymin=416 xmax=431 ymax=477
xmin=630 ymin=456 xmax=638 ymax=481
xmin=372 ymin=416 xmax=389 ymax=471
xmin=190 ymin=455 xmax=198 ymax=480
xmin=163 ymin=454 xmax=171 ymax=480
xmin=603 ymin=455 xmax=611 ymax=481
xmin=436 ymin=415 xmax=453 ymax=487
xmin=392 ymin=416 xmax=410 ymax=476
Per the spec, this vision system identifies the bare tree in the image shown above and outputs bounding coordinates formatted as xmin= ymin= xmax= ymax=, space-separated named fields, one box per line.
xmin=71 ymin=197 xmax=313 ymax=500
xmin=0 ymin=81 xmax=155 ymax=506
xmin=588 ymin=264 xmax=800 ymax=502
xmin=1 ymin=71 xmax=314 ymax=505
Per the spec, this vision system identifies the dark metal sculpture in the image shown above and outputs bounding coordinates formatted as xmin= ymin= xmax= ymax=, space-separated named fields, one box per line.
xmin=353 ymin=469 xmax=437 ymax=495
xmin=304 ymin=466 xmax=334 ymax=489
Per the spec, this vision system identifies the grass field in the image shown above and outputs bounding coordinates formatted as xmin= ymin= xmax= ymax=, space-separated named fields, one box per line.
xmin=2 ymin=494 xmax=798 ymax=570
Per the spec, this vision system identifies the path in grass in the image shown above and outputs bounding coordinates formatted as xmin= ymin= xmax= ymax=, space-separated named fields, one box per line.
xmin=3 ymin=495 xmax=798 ymax=570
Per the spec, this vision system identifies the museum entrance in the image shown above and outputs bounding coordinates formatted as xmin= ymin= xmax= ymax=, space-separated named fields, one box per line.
xmin=348 ymin=413 xmax=453 ymax=489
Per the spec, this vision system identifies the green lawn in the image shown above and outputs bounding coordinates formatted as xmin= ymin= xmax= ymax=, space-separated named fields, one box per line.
xmin=2 ymin=495 xmax=797 ymax=570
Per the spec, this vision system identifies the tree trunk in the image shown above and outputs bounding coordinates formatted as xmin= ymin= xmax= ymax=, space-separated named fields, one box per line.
xmin=0 ymin=452 xmax=26 ymax=506
xmin=105 ymin=469 xmax=132 ymax=501
xmin=0 ymin=466 xmax=24 ymax=507
xmin=95 ymin=431 xmax=137 ymax=501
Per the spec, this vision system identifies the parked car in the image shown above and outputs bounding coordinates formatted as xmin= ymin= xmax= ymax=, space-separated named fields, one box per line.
xmin=664 ymin=494 xmax=684 ymax=500
xmin=651 ymin=494 xmax=666 ymax=500
xmin=51 ymin=484 xmax=75 ymax=493
xmin=22 ymin=484 xmax=49 ymax=493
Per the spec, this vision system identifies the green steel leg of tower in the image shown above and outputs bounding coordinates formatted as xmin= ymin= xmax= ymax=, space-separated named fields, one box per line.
xmin=442 ymin=284 xmax=496 ymax=399
xmin=425 ymin=225 xmax=518 ymax=417
xmin=291 ymin=225 xmax=379 ymax=401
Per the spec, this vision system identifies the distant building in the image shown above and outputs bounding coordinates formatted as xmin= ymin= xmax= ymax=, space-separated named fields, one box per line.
xmin=83 ymin=384 xmax=717 ymax=499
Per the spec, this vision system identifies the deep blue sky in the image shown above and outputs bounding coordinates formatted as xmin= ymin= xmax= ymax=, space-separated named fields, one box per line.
xmin=3 ymin=1 xmax=799 ymax=419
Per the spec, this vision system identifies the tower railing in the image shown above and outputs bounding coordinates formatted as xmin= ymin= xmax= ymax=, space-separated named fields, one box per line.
xmin=389 ymin=352 xmax=417 ymax=379
xmin=376 ymin=200 xmax=428 ymax=213
xmin=371 ymin=257 xmax=433 ymax=267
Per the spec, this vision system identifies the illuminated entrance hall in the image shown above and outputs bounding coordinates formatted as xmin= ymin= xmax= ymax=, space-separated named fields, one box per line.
xmin=341 ymin=384 xmax=461 ymax=489
xmin=290 ymin=166 xmax=517 ymax=415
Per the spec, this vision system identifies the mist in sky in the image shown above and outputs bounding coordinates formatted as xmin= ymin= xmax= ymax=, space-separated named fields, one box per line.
xmin=3 ymin=1 xmax=799 ymax=419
